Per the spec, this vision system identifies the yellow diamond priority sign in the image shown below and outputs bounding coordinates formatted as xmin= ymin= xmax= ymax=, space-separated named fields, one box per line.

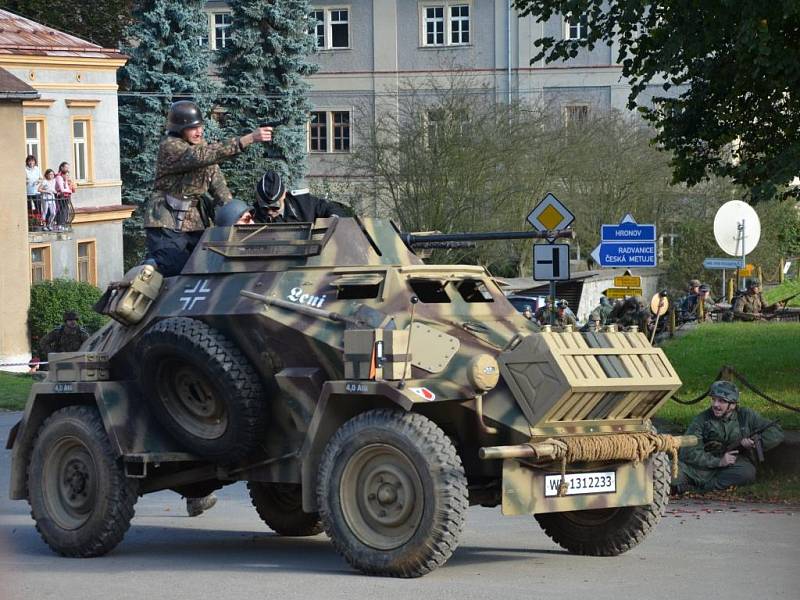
xmin=527 ymin=193 xmax=575 ymax=234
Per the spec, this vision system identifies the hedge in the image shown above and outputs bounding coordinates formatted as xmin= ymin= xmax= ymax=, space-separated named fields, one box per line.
xmin=29 ymin=279 xmax=108 ymax=350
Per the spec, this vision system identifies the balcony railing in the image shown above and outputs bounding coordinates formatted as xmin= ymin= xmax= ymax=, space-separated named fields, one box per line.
xmin=27 ymin=196 xmax=74 ymax=233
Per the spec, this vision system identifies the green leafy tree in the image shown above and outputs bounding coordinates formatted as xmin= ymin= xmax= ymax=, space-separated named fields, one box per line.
xmin=512 ymin=0 xmax=800 ymax=202
xmin=118 ymin=0 xmax=218 ymax=265
xmin=28 ymin=280 xmax=107 ymax=349
xmin=215 ymin=0 xmax=318 ymax=195
xmin=0 ymin=0 xmax=133 ymax=47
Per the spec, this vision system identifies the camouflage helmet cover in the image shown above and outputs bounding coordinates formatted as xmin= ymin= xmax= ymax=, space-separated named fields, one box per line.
xmin=166 ymin=100 xmax=203 ymax=134
xmin=688 ymin=279 xmax=701 ymax=288
xmin=709 ymin=380 xmax=739 ymax=403
xmin=748 ymin=278 xmax=761 ymax=288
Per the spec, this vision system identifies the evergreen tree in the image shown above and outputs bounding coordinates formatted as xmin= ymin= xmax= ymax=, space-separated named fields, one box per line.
xmin=216 ymin=0 xmax=317 ymax=194
xmin=118 ymin=0 xmax=218 ymax=263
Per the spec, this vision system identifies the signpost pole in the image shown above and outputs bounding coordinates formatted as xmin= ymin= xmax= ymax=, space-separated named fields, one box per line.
xmin=722 ymin=269 xmax=726 ymax=300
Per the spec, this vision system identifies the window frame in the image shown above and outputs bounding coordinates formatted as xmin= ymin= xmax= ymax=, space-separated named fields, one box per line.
xmin=70 ymin=116 xmax=93 ymax=183
xmin=202 ymin=10 xmax=233 ymax=51
xmin=563 ymin=104 xmax=590 ymax=127
xmin=308 ymin=109 xmax=352 ymax=154
xmin=24 ymin=116 xmax=47 ymax=170
xmin=419 ymin=1 xmax=472 ymax=48
xmin=30 ymin=244 xmax=52 ymax=284
xmin=76 ymin=239 xmax=97 ymax=286
xmin=311 ymin=6 xmax=351 ymax=50
xmin=564 ymin=13 xmax=589 ymax=40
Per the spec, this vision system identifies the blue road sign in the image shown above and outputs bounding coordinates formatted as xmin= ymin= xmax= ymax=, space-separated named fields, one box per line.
xmin=593 ymin=242 xmax=657 ymax=267
xmin=703 ymin=257 xmax=744 ymax=270
xmin=591 ymin=214 xmax=658 ymax=268
xmin=601 ymin=222 xmax=656 ymax=242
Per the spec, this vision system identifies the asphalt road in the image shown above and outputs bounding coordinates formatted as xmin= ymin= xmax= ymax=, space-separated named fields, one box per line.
xmin=1 ymin=411 xmax=797 ymax=600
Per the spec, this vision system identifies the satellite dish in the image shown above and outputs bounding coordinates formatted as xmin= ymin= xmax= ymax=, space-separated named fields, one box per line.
xmin=650 ymin=292 xmax=669 ymax=317
xmin=713 ymin=201 xmax=760 ymax=257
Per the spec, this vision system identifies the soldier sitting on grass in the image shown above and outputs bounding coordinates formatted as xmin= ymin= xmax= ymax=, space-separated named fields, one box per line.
xmin=671 ymin=381 xmax=784 ymax=495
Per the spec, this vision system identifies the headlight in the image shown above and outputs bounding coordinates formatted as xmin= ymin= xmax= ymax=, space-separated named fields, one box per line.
xmin=468 ymin=354 xmax=500 ymax=392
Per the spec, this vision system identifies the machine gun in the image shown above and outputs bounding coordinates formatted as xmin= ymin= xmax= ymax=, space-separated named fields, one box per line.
xmin=705 ymin=419 xmax=781 ymax=463
xmin=401 ymin=229 xmax=574 ymax=250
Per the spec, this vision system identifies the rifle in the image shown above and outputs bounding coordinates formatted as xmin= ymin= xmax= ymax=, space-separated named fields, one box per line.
xmin=764 ymin=291 xmax=800 ymax=321
xmin=706 ymin=419 xmax=781 ymax=463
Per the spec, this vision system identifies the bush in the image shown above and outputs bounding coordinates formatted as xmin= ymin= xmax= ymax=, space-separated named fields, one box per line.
xmin=29 ymin=279 xmax=108 ymax=350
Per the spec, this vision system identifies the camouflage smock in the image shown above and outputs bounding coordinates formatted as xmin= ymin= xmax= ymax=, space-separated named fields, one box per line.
xmin=39 ymin=325 xmax=89 ymax=357
xmin=678 ymin=406 xmax=784 ymax=486
xmin=732 ymin=292 xmax=765 ymax=320
xmin=144 ymin=135 xmax=242 ymax=231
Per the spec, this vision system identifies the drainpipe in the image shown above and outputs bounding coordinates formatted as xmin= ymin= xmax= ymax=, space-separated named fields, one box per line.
xmin=507 ymin=0 xmax=512 ymax=104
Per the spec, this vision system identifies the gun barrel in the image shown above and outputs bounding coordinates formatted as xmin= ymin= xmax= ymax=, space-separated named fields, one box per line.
xmin=402 ymin=229 xmax=573 ymax=246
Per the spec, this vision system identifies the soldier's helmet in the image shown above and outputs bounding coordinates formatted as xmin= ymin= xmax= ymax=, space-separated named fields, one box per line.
xmin=166 ymin=100 xmax=203 ymax=134
xmin=748 ymin=278 xmax=761 ymax=289
xmin=63 ymin=310 xmax=79 ymax=322
xmin=523 ymin=305 xmax=532 ymax=312
xmin=255 ymin=170 xmax=286 ymax=209
xmin=558 ymin=300 xmax=569 ymax=308
xmin=699 ymin=283 xmax=710 ymax=293
xmin=215 ymin=199 xmax=251 ymax=227
xmin=688 ymin=279 xmax=701 ymax=289
xmin=709 ymin=380 xmax=739 ymax=404
xmin=599 ymin=296 xmax=610 ymax=306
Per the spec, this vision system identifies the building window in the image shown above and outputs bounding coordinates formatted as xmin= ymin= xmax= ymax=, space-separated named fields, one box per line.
xmin=421 ymin=2 xmax=471 ymax=47
xmin=214 ymin=12 xmax=232 ymax=50
xmin=310 ymin=8 xmax=349 ymax=49
xmin=564 ymin=104 xmax=590 ymax=127
xmin=565 ymin=13 xmax=588 ymax=40
xmin=425 ymin=107 xmax=469 ymax=148
xmin=72 ymin=118 xmax=91 ymax=182
xmin=309 ymin=110 xmax=351 ymax=153
xmin=31 ymin=245 xmax=51 ymax=283
xmin=77 ymin=240 xmax=97 ymax=285
xmin=25 ymin=118 xmax=46 ymax=168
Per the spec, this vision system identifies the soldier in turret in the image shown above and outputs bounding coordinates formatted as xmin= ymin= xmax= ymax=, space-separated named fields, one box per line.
xmin=252 ymin=170 xmax=346 ymax=224
xmin=39 ymin=311 xmax=89 ymax=362
xmin=144 ymin=100 xmax=274 ymax=276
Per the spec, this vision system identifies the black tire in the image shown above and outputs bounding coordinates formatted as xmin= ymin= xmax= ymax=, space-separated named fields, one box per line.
xmin=138 ymin=317 xmax=267 ymax=462
xmin=535 ymin=452 xmax=670 ymax=556
xmin=248 ymin=482 xmax=323 ymax=536
xmin=27 ymin=406 xmax=138 ymax=557
xmin=317 ymin=409 xmax=468 ymax=577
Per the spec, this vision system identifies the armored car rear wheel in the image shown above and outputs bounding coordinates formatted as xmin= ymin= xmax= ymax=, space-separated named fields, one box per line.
xmin=138 ymin=317 xmax=267 ymax=462
xmin=534 ymin=453 xmax=670 ymax=556
xmin=27 ymin=406 xmax=138 ymax=557
xmin=317 ymin=409 xmax=468 ymax=577
xmin=248 ymin=482 xmax=322 ymax=536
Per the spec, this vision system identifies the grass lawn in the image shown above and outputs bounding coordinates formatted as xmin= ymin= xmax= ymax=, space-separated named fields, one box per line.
xmin=0 ymin=371 xmax=33 ymax=411
xmin=763 ymin=279 xmax=800 ymax=307
xmin=676 ymin=470 xmax=800 ymax=505
xmin=657 ymin=322 xmax=800 ymax=429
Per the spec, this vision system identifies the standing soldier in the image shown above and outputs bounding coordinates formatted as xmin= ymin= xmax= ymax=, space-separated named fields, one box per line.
xmin=144 ymin=100 xmax=274 ymax=276
xmin=39 ymin=311 xmax=89 ymax=362
xmin=732 ymin=279 xmax=766 ymax=321
xmin=535 ymin=296 xmax=555 ymax=325
xmin=555 ymin=300 xmax=577 ymax=327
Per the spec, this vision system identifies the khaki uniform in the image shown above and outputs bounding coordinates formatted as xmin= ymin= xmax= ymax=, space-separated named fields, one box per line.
xmin=732 ymin=292 xmax=765 ymax=321
xmin=144 ymin=136 xmax=242 ymax=231
xmin=673 ymin=407 xmax=783 ymax=492
xmin=555 ymin=311 xmax=577 ymax=327
xmin=39 ymin=324 xmax=89 ymax=358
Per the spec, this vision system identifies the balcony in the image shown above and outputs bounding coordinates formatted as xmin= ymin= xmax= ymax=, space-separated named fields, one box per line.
xmin=27 ymin=197 xmax=74 ymax=234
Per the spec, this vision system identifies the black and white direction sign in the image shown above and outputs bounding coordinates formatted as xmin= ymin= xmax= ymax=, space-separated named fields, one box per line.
xmin=533 ymin=243 xmax=570 ymax=281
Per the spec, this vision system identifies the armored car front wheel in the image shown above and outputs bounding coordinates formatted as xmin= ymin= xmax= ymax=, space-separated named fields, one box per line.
xmin=248 ymin=482 xmax=322 ymax=536
xmin=534 ymin=452 xmax=670 ymax=556
xmin=27 ymin=406 xmax=138 ymax=557
xmin=138 ymin=317 xmax=268 ymax=462
xmin=317 ymin=409 xmax=468 ymax=577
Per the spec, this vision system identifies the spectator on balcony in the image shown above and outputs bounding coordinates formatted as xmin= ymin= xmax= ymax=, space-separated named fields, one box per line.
xmin=54 ymin=161 xmax=76 ymax=231
xmin=25 ymin=154 xmax=42 ymax=216
xmin=38 ymin=169 xmax=57 ymax=231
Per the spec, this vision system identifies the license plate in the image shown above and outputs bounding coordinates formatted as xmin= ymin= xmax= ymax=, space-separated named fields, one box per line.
xmin=544 ymin=471 xmax=616 ymax=497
